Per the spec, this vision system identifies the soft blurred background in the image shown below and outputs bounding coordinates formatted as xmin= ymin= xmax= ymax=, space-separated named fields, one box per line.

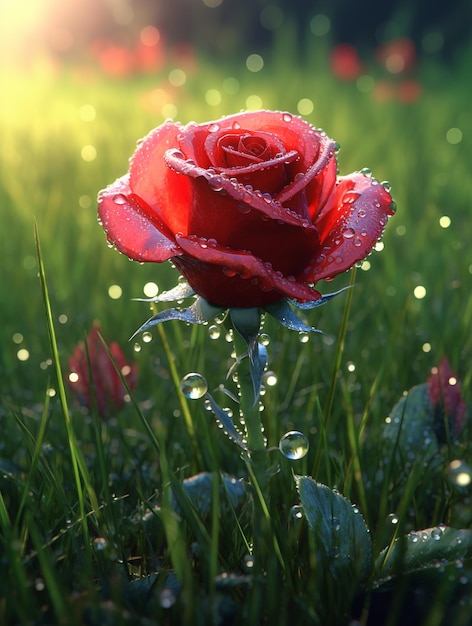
xmin=1 ymin=0 xmax=471 ymax=419
xmin=1 ymin=3 xmax=472 ymax=623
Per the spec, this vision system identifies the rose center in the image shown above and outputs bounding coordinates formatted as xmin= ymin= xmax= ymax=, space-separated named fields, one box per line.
xmin=217 ymin=133 xmax=272 ymax=168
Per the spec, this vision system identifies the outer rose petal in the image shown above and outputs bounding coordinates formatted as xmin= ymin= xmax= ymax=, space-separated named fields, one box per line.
xmin=98 ymin=175 xmax=181 ymax=262
xmin=129 ymin=120 xmax=192 ymax=235
xmin=174 ymin=234 xmax=321 ymax=307
xmin=303 ymin=172 xmax=394 ymax=281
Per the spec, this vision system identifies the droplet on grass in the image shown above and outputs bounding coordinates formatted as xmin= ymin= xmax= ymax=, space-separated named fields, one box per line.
xmin=180 ymin=373 xmax=208 ymax=399
xmin=279 ymin=431 xmax=309 ymax=459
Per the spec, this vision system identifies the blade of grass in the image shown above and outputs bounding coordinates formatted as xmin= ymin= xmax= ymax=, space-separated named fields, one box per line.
xmin=312 ymin=269 xmax=357 ymax=478
xmin=35 ymin=223 xmax=99 ymax=549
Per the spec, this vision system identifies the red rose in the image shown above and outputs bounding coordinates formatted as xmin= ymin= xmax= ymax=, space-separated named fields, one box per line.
xmin=427 ymin=357 xmax=466 ymax=438
xmin=98 ymin=110 xmax=394 ymax=308
xmin=68 ymin=323 xmax=138 ymax=417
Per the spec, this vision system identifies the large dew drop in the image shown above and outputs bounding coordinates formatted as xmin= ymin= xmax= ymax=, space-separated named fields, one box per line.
xmin=180 ymin=372 xmax=208 ymax=399
xmin=279 ymin=430 xmax=309 ymax=460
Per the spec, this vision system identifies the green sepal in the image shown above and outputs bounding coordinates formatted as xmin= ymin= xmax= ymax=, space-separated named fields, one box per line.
xmin=265 ymin=299 xmax=321 ymax=333
xmin=131 ymin=297 xmax=224 ymax=338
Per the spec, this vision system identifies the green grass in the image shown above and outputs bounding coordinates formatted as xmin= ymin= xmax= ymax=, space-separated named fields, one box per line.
xmin=1 ymin=36 xmax=472 ymax=625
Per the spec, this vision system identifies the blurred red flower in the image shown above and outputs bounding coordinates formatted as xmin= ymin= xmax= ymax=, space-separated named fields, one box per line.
xmin=396 ymin=79 xmax=422 ymax=103
xmin=68 ymin=322 xmax=138 ymax=416
xmin=427 ymin=357 xmax=466 ymax=438
xmin=375 ymin=37 xmax=416 ymax=74
xmin=330 ymin=44 xmax=363 ymax=81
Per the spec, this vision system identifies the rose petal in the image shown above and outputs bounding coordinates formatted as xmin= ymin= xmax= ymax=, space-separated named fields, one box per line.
xmin=173 ymin=234 xmax=321 ymax=307
xmin=129 ymin=120 xmax=192 ymax=235
xmin=276 ymin=133 xmax=337 ymax=218
xmin=165 ymin=148 xmax=315 ymax=230
xmin=302 ymin=172 xmax=394 ymax=281
xmin=98 ymin=175 xmax=181 ymax=262
xmin=179 ymin=110 xmax=321 ymax=169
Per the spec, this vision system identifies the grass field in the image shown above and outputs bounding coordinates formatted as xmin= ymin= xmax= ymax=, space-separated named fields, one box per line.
xmin=1 ymin=35 xmax=472 ymax=625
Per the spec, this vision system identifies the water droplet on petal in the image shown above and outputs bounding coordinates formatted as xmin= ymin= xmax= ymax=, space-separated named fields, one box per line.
xmin=112 ymin=194 xmax=127 ymax=205
xmin=282 ymin=113 xmax=293 ymax=122
xmin=343 ymin=227 xmax=355 ymax=239
xmin=180 ymin=372 xmax=208 ymax=399
xmin=208 ymin=123 xmax=220 ymax=132
xmin=360 ymin=167 xmax=372 ymax=176
xmin=279 ymin=431 xmax=309 ymax=460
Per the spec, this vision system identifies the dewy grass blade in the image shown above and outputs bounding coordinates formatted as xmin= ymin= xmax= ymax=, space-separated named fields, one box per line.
xmin=14 ymin=391 xmax=52 ymax=528
xmin=27 ymin=515 xmax=71 ymax=626
xmin=152 ymin=310 xmax=203 ymax=470
xmin=34 ymin=224 xmax=99 ymax=545
xmin=312 ymin=268 xmax=357 ymax=478
xmin=96 ymin=330 xmax=161 ymax=457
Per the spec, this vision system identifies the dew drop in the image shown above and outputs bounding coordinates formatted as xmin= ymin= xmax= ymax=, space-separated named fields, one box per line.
xmin=208 ymin=325 xmax=221 ymax=340
xmin=360 ymin=167 xmax=372 ymax=176
xmin=93 ymin=537 xmax=108 ymax=551
xmin=282 ymin=113 xmax=293 ymax=122
xmin=112 ymin=194 xmax=127 ymax=205
xmin=353 ymin=237 xmax=363 ymax=247
xmin=243 ymin=554 xmax=255 ymax=571
xmin=180 ymin=372 xmax=208 ymax=399
xmin=259 ymin=333 xmax=270 ymax=346
xmin=298 ymin=332 xmax=310 ymax=343
xmin=279 ymin=430 xmax=309 ymax=460
xmin=290 ymin=505 xmax=304 ymax=520
xmin=381 ymin=181 xmax=392 ymax=192
xmin=133 ymin=343 xmax=141 ymax=352
xmin=343 ymin=227 xmax=355 ymax=239
xmin=159 ymin=588 xmax=177 ymax=608
xmin=142 ymin=332 xmax=153 ymax=343
xmin=208 ymin=123 xmax=220 ymax=132
xmin=431 ymin=528 xmax=443 ymax=541
xmin=263 ymin=371 xmax=277 ymax=386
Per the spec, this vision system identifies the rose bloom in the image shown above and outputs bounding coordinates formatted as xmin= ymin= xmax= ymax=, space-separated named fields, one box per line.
xmin=68 ymin=323 xmax=138 ymax=417
xmin=98 ymin=110 xmax=394 ymax=308
xmin=330 ymin=44 xmax=363 ymax=81
xmin=427 ymin=357 xmax=466 ymax=438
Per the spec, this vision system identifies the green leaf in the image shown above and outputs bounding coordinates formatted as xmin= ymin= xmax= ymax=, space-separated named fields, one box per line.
xmin=373 ymin=526 xmax=472 ymax=587
xmin=178 ymin=472 xmax=248 ymax=516
xmin=296 ymin=476 xmax=372 ymax=586
xmin=382 ymin=384 xmax=438 ymax=471
xmin=131 ymin=297 xmax=224 ymax=338
xmin=133 ymin=280 xmax=195 ymax=302
xmin=205 ymin=393 xmax=248 ymax=450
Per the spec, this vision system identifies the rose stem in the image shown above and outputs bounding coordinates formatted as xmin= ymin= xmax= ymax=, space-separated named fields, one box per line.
xmin=230 ymin=320 xmax=274 ymax=566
